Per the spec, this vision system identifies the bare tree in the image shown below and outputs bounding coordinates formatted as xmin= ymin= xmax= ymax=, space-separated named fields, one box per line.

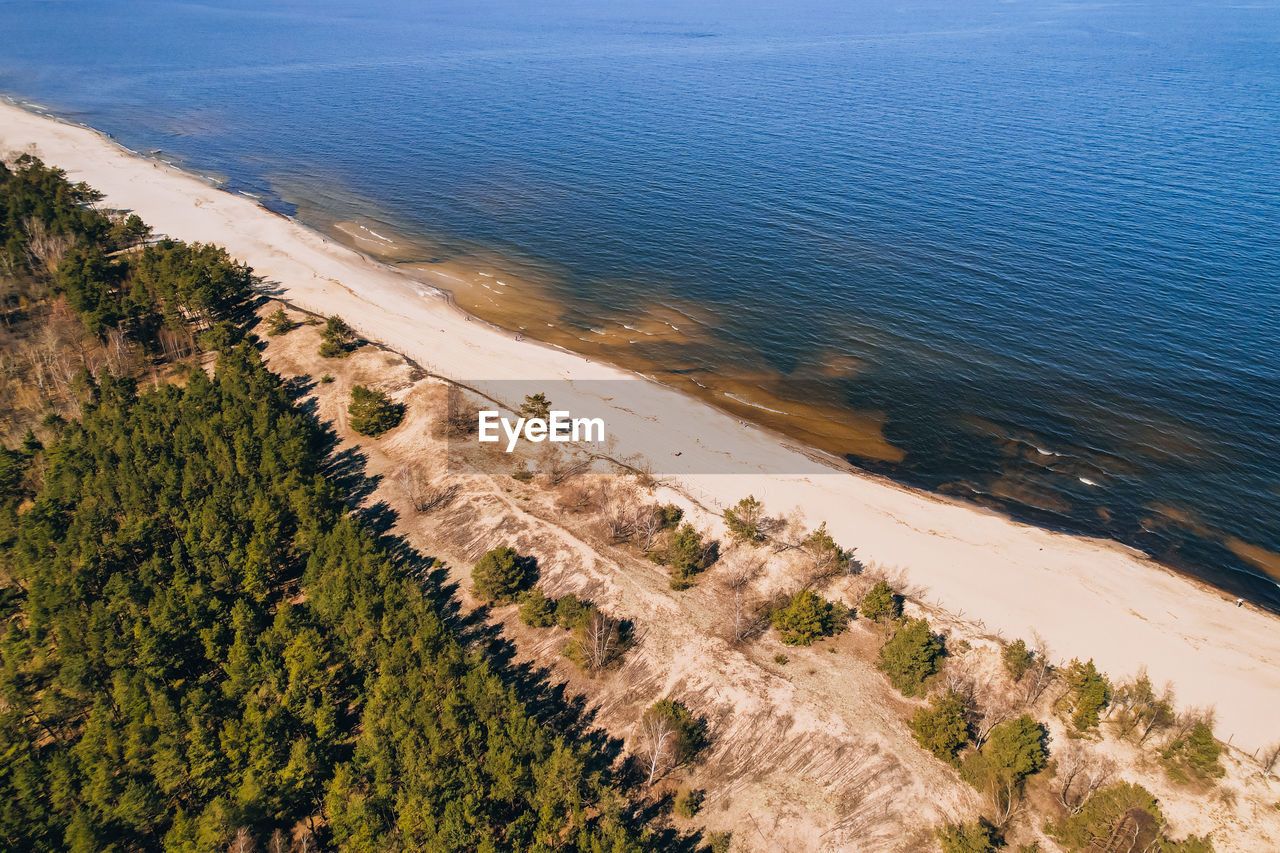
xmin=972 ymin=685 xmax=1013 ymax=748
xmin=557 ymin=480 xmax=596 ymax=514
xmin=1055 ymin=740 xmax=1116 ymax=814
xmin=1019 ymin=633 xmax=1056 ymax=708
xmin=397 ymin=463 xmax=458 ymax=513
xmin=595 ymin=482 xmax=638 ymax=543
xmin=443 ymin=385 xmax=479 ymax=437
xmin=987 ymin=775 xmax=1024 ymax=830
xmin=576 ymin=609 xmax=622 ymax=672
xmin=1260 ymin=741 xmax=1280 ymax=775
xmin=539 ymin=444 xmax=590 ymax=487
xmin=720 ymin=552 xmax=765 ymax=644
xmin=21 ymin=217 xmax=74 ymax=276
xmin=267 ymin=830 xmax=288 ymax=853
xmin=294 ymin=826 xmax=317 ymax=853
xmin=640 ymin=711 xmax=677 ymax=786
xmin=228 ymin=827 xmax=256 ymax=853
xmin=1165 ymin=706 xmax=1216 ymax=749
xmin=633 ymin=504 xmax=666 ymax=553
xmin=1110 ymin=669 xmax=1175 ymax=745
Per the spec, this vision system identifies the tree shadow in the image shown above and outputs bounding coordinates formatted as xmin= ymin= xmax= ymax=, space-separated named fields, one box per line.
xmin=322 ymin=445 xmax=381 ymax=508
xmin=299 ymin=388 xmax=704 ymax=851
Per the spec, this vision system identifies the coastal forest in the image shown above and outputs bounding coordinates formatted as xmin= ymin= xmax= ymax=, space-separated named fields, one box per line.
xmin=0 ymin=158 xmax=653 ymax=851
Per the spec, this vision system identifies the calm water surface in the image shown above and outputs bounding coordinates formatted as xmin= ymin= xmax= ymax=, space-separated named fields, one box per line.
xmin=2 ymin=0 xmax=1278 ymax=606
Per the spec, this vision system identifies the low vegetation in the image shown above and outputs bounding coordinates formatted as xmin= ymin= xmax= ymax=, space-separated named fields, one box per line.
xmin=937 ymin=819 xmax=1002 ymax=853
xmin=861 ymin=578 xmax=902 ymax=622
xmin=471 ymin=545 xmax=535 ymax=603
xmin=639 ymin=700 xmax=706 ymax=785
xmin=518 ymin=587 xmax=632 ymax=673
xmin=318 ymin=314 xmax=357 ymax=357
xmin=877 ymin=616 xmax=945 ymax=696
xmin=347 ymin=384 xmax=404 ymax=436
xmin=673 ymin=787 xmax=704 ymax=819
xmin=649 ymin=521 xmax=716 ymax=590
xmin=264 ymin=305 xmax=294 ymax=335
xmin=910 ymin=689 xmax=971 ymax=764
xmin=770 ymin=588 xmax=850 ymax=646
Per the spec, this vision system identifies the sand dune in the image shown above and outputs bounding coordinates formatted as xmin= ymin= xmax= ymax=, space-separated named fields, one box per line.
xmin=3 ymin=99 xmax=1277 ymax=753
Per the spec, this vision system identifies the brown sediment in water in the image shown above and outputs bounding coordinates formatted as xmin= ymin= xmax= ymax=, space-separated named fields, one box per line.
xmin=1141 ymin=501 xmax=1215 ymax=538
xmin=978 ymin=473 xmax=1074 ymax=516
xmin=1225 ymin=537 xmax=1280 ymax=582
xmin=320 ymin=217 xmax=905 ymax=463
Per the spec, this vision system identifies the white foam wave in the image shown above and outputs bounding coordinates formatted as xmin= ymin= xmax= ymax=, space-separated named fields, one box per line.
xmin=723 ymin=392 xmax=789 ymax=415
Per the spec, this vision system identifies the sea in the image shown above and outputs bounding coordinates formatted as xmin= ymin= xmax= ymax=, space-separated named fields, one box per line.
xmin=2 ymin=0 xmax=1278 ymax=608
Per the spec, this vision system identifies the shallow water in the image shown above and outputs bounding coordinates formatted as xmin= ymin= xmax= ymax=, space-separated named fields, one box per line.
xmin=2 ymin=0 xmax=1278 ymax=607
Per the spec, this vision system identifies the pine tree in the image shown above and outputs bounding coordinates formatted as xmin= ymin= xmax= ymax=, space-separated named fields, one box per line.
xmin=877 ymin=617 xmax=944 ymax=696
xmin=910 ymin=690 xmax=970 ymax=764
xmin=471 ymin=546 xmax=533 ymax=603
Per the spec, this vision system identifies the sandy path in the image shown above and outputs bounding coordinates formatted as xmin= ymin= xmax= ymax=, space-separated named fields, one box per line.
xmin=3 ymin=100 xmax=1277 ymax=752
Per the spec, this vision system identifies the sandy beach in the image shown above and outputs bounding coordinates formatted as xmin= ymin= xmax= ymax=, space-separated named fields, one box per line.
xmin=3 ymin=99 xmax=1278 ymax=753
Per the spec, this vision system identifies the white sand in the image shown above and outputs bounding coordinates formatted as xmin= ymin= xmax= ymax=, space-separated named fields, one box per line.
xmin=4 ymin=100 xmax=1278 ymax=753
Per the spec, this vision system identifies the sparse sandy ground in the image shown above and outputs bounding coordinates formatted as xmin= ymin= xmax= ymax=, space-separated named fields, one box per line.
xmin=257 ymin=315 xmax=1280 ymax=852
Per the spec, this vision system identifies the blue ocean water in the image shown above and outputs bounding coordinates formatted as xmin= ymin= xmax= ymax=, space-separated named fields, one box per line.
xmin=2 ymin=0 xmax=1278 ymax=606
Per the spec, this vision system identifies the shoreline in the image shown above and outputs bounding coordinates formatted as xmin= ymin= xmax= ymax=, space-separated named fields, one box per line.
xmin=3 ymin=97 xmax=1280 ymax=752
xmin=16 ymin=93 xmax=1274 ymax=606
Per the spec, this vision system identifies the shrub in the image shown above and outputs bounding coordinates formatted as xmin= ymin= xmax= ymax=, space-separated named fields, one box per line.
xmin=319 ymin=373 xmax=334 ymax=384
xmin=770 ymin=589 xmax=850 ymax=646
xmin=877 ymin=617 xmax=943 ymax=696
xmin=566 ymin=606 xmax=630 ymax=673
xmin=657 ymin=503 xmax=683 ymax=528
xmin=643 ymin=700 xmax=705 ymax=766
xmin=1062 ymin=659 xmax=1112 ymax=731
xmin=977 ymin=714 xmax=1049 ymax=786
xmin=724 ymin=495 xmax=765 ymax=543
xmin=518 ymin=587 xmax=556 ymax=627
xmin=554 ymin=593 xmax=590 ymax=630
xmin=801 ymin=522 xmax=851 ymax=578
xmin=348 ymin=385 xmax=405 ymax=437
xmin=909 ymin=690 xmax=970 ymax=764
xmin=1162 ymin=721 xmax=1224 ymax=782
xmin=471 ymin=546 xmax=533 ymax=603
xmin=1003 ymin=638 xmax=1034 ymax=682
xmin=319 ymin=314 xmax=358 ymax=357
xmin=706 ymin=831 xmax=732 ymax=853
xmin=660 ymin=523 xmax=713 ymax=590
xmin=1046 ymin=781 xmax=1163 ymax=851
xmin=520 ymin=392 xmax=551 ymax=420
xmin=673 ymin=787 xmax=703 ymax=819
xmin=937 ymin=820 xmax=1001 ymax=853
xmin=265 ymin=306 xmax=294 ymax=335
xmin=511 ymin=468 xmax=533 ymax=482
xmin=860 ymin=579 xmax=901 ymax=622
xmin=773 ymin=653 xmax=789 ymax=665
xmin=1047 ymin=780 xmax=1215 ymax=852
